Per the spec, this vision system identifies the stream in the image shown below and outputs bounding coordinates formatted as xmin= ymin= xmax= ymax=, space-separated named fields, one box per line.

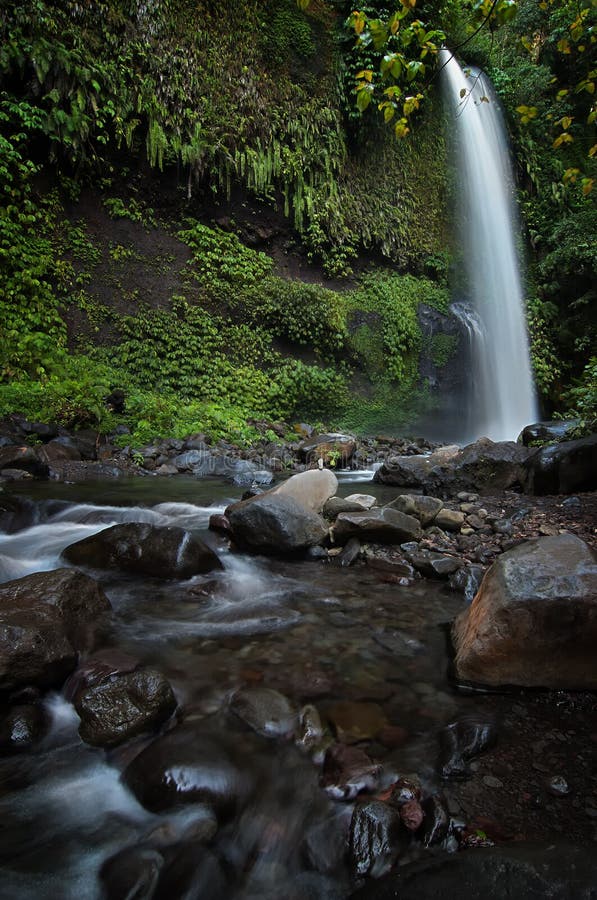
xmin=0 ymin=474 xmax=593 ymax=898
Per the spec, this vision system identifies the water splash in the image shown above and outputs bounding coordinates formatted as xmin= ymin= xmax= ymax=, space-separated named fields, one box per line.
xmin=440 ymin=49 xmax=538 ymax=441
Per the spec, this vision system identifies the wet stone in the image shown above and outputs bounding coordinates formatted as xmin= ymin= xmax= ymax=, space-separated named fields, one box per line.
xmin=422 ymin=793 xmax=450 ymax=847
xmin=350 ymin=800 xmax=402 ymax=877
xmin=321 ymin=743 xmax=382 ymax=801
xmin=228 ymin=686 xmax=298 ymax=738
xmin=438 ymin=717 xmax=497 ymax=779
xmin=74 ymin=667 xmax=178 ymax=748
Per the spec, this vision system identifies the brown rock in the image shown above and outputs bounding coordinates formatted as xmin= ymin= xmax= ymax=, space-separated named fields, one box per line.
xmin=453 ymin=534 xmax=597 ymax=688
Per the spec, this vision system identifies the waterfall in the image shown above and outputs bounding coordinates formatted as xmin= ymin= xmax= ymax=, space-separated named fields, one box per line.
xmin=440 ymin=48 xmax=538 ymax=442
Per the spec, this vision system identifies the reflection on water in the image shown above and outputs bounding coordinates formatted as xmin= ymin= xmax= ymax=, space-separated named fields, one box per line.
xmin=1 ymin=477 xmax=467 ymax=899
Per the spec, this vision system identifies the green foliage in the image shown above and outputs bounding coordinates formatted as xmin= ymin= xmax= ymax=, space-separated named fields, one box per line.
xmin=348 ymin=272 xmax=449 ymax=383
xmin=178 ymin=221 xmax=274 ymax=291
xmin=430 ymin=333 xmax=459 ymax=367
xmin=561 ymin=357 xmax=597 ymax=436
xmin=0 ymin=97 xmax=66 ymax=379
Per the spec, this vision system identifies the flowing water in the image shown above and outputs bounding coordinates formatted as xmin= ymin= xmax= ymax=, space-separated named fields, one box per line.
xmin=0 ymin=475 xmax=474 ymax=899
xmin=440 ymin=49 xmax=538 ymax=442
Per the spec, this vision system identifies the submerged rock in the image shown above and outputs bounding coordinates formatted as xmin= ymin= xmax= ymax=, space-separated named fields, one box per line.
xmin=228 ymin=686 xmax=298 ymax=738
xmin=321 ymin=743 xmax=382 ymax=801
xmin=122 ymin=727 xmax=258 ymax=817
xmin=452 ymin=534 xmax=597 ymax=688
xmin=62 ymin=522 xmax=222 ymax=578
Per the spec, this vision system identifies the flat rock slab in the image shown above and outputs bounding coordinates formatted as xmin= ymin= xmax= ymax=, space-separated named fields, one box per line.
xmin=62 ymin=522 xmax=222 ymax=578
xmin=453 ymin=534 xmax=597 ymax=689
xmin=333 ymin=509 xmax=421 ymax=545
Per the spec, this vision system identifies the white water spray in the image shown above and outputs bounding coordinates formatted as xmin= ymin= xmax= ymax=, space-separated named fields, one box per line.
xmin=440 ymin=49 xmax=538 ymax=441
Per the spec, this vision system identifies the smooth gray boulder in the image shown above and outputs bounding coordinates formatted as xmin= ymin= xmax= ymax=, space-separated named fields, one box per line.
xmin=62 ymin=522 xmax=222 ymax=578
xmin=452 ymin=534 xmax=597 ymax=688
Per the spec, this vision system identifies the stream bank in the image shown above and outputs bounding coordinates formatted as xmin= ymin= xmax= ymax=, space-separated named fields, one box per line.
xmin=0 ymin=465 xmax=596 ymax=899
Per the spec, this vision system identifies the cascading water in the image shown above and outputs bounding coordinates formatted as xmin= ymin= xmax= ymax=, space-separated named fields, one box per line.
xmin=440 ymin=48 xmax=539 ymax=442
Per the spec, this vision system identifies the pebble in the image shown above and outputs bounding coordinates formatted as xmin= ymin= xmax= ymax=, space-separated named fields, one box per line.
xmin=482 ymin=775 xmax=504 ymax=788
xmin=547 ymin=775 xmax=570 ymax=797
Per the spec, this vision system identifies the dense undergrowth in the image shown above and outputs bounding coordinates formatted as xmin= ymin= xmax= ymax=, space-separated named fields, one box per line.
xmin=0 ymin=0 xmax=594 ymax=445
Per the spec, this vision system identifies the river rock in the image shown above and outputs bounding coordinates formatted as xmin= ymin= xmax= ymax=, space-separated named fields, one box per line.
xmin=122 ymin=727 xmax=257 ymax=817
xmin=299 ymin=433 xmax=357 ymax=467
xmin=350 ymin=800 xmax=402 ymax=877
xmin=332 ymin=509 xmax=421 ymax=545
xmin=37 ymin=439 xmax=82 ymax=464
xmin=272 ymin=468 xmax=338 ymax=513
xmin=438 ymin=717 xmax=497 ymax=778
xmin=326 ymin=701 xmax=387 ymax=743
xmin=374 ymin=439 xmax=531 ymax=494
xmin=518 ymin=419 xmax=581 ymax=446
xmin=62 ymin=522 xmax=222 ymax=578
xmin=345 ymin=493 xmax=377 ymax=509
xmin=324 ymin=497 xmax=372 ymax=519
xmin=74 ymin=667 xmax=177 ymax=747
xmin=452 ymin=534 xmax=597 ymax=688
xmin=226 ymin=493 xmax=328 ymax=555
xmin=0 ymin=568 xmax=112 ymax=693
xmin=408 ymin=549 xmax=465 ymax=579
xmin=0 ymin=603 xmax=77 ymax=694
xmin=321 ymin=743 xmax=382 ymax=801
xmin=228 ymin=686 xmax=298 ymax=738
xmin=385 ymin=494 xmax=443 ymax=527
xmin=525 ymin=433 xmax=597 ymax=495
xmin=348 ymin=843 xmax=597 ymax=899
xmin=434 ymin=508 xmax=466 ymax=532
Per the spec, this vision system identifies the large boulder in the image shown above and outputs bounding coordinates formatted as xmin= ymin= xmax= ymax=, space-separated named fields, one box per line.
xmin=0 ymin=568 xmax=112 ymax=693
xmin=62 ymin=522 xmax=222 ymax=578
xmin=374 ymin=439 xmax=531 ymax=495
xmin=518 ymin=419 xmax=581 ymax=446
xmin=524 ymin=433 xmax=597 ymax=495
xmin=452 ymin=534 xmax=597 ymax=689
xmin=332 ymin=508 xmax=421 ymax=545
xmin=226 ymin=493 xmax=328 ymax=555
xmin=272 ymin=468 xmax=338 ymax=513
